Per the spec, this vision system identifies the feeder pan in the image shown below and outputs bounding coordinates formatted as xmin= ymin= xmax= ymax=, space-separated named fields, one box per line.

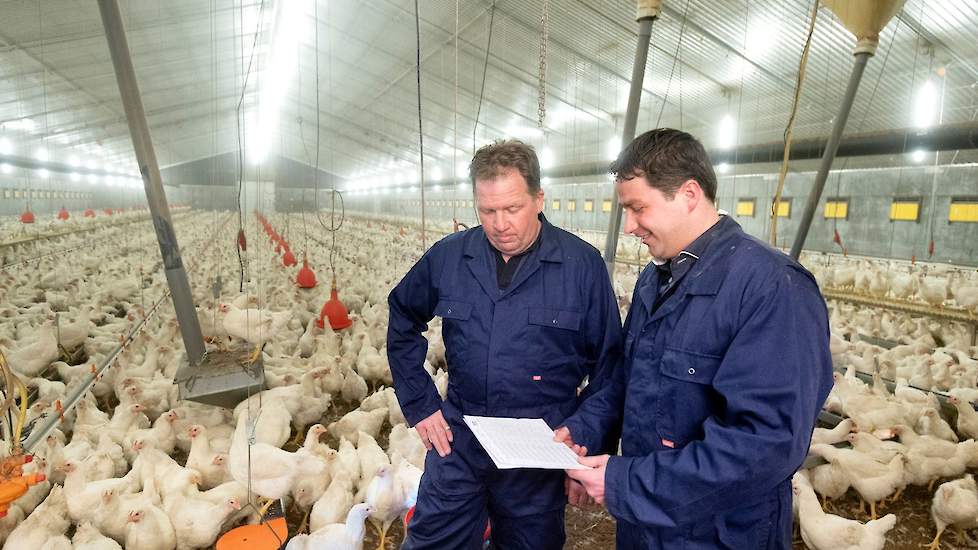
xmin=282 ymin=248 xmax=296 ymax=267
xmin=173 ymin=344 xmax=266 ymax=409
xmin=296 ymin=255 xmax=317 ymax=289
xmin=104 ymin=208 xmax=113 ymax=216
xmin=57 ymin=207 xmax=69 ymax=220
xmin=19 ymin=211 xmax=35 ymax=224
xmin=83 ymin=208 xmax=95 ymax=218
xmin=216 ymin=499 xmax=287 ymax=550
xmin=317 ymin=280 xmax=352 ymax=330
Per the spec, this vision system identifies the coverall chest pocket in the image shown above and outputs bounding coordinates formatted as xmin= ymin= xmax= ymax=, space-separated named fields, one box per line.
xmin=434 ymin=299 xmax=473 ymax=365
xmin=527 ymin=307 xmax=582 ymax=362
xmin=654 ymin=347 xmax=722 ymax=446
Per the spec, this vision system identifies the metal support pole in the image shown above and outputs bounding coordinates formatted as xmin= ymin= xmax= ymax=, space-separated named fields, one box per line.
xmin=789 ymin=52 xmax=870 ymax=261
xmin=603 ymin=4 xmax=659 ymax=274
xmin=97 ymin=0 xmax=205 ymax=365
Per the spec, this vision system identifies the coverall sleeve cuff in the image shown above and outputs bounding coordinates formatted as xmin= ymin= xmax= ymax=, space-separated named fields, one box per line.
xmin=560 ymin=415 xmax=599 ymax=455
xmin=403 ymin=393 xmax=443 ymax=427
xmin=604 ymin=455 xmax=635 ymax=524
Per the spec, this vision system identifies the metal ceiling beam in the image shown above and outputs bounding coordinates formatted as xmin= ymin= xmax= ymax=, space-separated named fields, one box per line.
xmin=0 ymin=29 xmax=124 ymax=141
xmin=896 ymin=9 xmax=978 ymax=83
xmin=376 ymin=0 xmax=623 ymax=128
xmin=495 ymin=2 xmax=708 ymax=126
xmin=655 ymin=2 xmax=796 ymax=91
xmin=562 ymin=1 xmax=727 ymax=91
xmin=0 ymin=0 xmax=263 ymax=54
xmin=0 ymin=152 xmax=131 ymax=177
xmin=541 ymin=121 xmax=978 ymax=179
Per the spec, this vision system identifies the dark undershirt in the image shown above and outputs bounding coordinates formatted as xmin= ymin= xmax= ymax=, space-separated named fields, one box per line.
xmin=490 ymin=229 xmax=542 ymax=290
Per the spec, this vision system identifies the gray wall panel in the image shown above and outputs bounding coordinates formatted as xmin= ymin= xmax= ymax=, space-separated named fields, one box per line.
xmin=344 ymin=163 xmax=978 ymax=266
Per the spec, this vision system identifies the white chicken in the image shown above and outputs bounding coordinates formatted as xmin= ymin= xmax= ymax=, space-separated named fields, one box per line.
xmin=61 ymin=460 xmax=134 ymax=523
xmin=364 ymin=464 xmax=413 ymax=549
xmin=793 ymin=474 xmax=896 ymax=550
xmin=928 ymin=475 xmax=978 ymax=550
xmin=220 ymin=302 xmax=291 ymax=348
xmin=328 ymin=407 xmax=388 ymax=445
xmin=949 ymin=395 xmax=978 ymax=440
xmin=3 ymin=485 xmax=70 ymax=550
xmin=810 ymin=419 xmax=853 ymax=447
xmin=164 ymin=494 xmax=241 ymax=550
xmin=311 ymin=472 xmax=356 ymax=532
xmin=228 ymin=410 xmax=327 ymax=500
xmin=808 ymin=444 xmax=906 ymax=520
xmin=287 ymin=503 xmax=373 ymax=550
xmin=124 ymin=504 xmax=177 ymax=550
xmin=72 ymin=520 xmax=124 ymax=550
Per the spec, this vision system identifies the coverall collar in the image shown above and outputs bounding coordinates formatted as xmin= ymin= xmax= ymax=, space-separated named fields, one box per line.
xmin=463 ymin=213 xmax=563 ymax=301
xmin=638 ymin=215 xmax=740 ymax=317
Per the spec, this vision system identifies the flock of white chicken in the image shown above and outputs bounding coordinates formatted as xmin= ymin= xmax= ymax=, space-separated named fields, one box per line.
xmin=0 ymin=210 xmax=441 ymax=550
xmin=1 ymin=207 xmax=977 ymax=550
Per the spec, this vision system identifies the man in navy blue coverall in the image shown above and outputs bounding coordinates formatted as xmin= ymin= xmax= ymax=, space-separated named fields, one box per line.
xmin=558 ymin=129 xmax=834 ymax=549
xmin=387 ymin=139 xmax=623 ymax=550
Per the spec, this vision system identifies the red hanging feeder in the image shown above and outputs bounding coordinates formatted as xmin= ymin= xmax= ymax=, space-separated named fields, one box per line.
xmin=296 ymin=254 xmax=317 ymax=288
xmin=282 ymin=247 xmax=297 ymax=267
xmin=317 ymin=279 xmax=352 ymax=330
xmin=83 ymin=208 xmax=96 ymax=218
xmin=19 ymin=210 xmax=35 ymax=224
xmin=104 ymin=208 xmax=113 ymax=216
xmin=57 ymin=206 xmax=69 ymax=220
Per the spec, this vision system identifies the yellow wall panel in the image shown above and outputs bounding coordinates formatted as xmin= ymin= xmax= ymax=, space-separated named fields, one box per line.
xmin=736 ymin=200 xmax=755 ymax=217
xmin=602 ymin=199 xmax=612 ymax=213
xmin=890 ymin=201 xmax=919 ymax=221
xmin=584 ymin=199 xmax=594 ymax=212
xmin=774 ymin=200 xmax=791 ymax=218
xmin=551 ymin=200 xmax=560 ymax=211
xmin=949 ymin=202 xmax=978 ymax=223
xmin=567 ymin=200 xmax=577 ymax=212
xmin=824 ymin=201 xmax=848 ymax=219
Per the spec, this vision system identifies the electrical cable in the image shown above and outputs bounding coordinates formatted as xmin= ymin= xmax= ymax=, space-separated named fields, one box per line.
xmin=769 ymin=0 xmax=818 ymax=246
xmin=654 ymin=0 xmax=690 ymax=128
xmin=311 ymin=0 xmax=345 ymax=282
xmin=235 ymin=0 xmax=267 ymax=293
xmin=415 ymin=0 xmax=427 ymax=252
xmin=452 ymin=0 xmax=459 ymax=225
xmin=472 ymin=0 xmax=497 ymax=152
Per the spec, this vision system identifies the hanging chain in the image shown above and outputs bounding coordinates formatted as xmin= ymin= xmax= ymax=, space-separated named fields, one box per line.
xmin=452 ymin=0 xmax=459 ymax=223
xmin=537 ymin=0 xmax=549 ymax=129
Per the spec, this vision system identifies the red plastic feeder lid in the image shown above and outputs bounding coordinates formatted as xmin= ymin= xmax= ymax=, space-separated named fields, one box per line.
xmin=318 ymin=286 xmax=352 ymax=330
xmin=296 ymin=257 xmax=317 ymax=289
xmin=282 ymin=248 xmax=297 ymax=267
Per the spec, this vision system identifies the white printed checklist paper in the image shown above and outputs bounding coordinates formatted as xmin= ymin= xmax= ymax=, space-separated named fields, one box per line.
xmin=462 ymin=416 xmax=588 ymax=470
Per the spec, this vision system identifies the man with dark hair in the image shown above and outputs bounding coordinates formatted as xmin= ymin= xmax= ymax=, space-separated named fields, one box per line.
xmin=388 ymin=139 xmax=623 ymax=549
xmin=557 ymin=128 xmax=833 ymax=549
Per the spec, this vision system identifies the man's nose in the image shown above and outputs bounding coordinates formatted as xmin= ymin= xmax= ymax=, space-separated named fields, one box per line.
xmin=492 ymin=212 xmax=508 ymax=231
xmin=622 ymin=209 xmax=638 ymax=235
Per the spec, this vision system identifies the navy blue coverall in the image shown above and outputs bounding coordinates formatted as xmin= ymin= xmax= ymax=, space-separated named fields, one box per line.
xmin=388 ymin=214 xmax=623 ymax=550
xmin=563 ymin=216 xmax=834 ymax=549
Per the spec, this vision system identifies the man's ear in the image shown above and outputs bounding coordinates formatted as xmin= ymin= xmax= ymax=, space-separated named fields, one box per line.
xmin=680 ymin=179 xmax=703 ymax=212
